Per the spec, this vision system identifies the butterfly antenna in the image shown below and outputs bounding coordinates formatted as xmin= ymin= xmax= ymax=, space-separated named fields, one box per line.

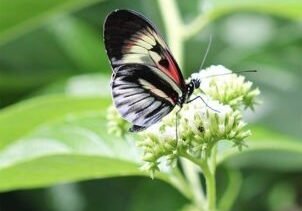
xmin=199 ymin=34 xmax=213 ymax=71
xmin=202 ymin=69 xmax=257 ymax=79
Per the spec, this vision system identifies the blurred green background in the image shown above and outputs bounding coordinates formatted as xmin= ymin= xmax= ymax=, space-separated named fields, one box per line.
xmin=0 ymin=0 xmax=301 ymax=210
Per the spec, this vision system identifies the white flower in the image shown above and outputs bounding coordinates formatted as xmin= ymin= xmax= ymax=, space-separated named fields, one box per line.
xmin=190 ymin=65 xmax=260 ymax=109
xmin=107 ymin=65 xmax=260 ymax=175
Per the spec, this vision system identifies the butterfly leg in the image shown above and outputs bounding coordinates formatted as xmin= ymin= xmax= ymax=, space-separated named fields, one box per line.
xmin=187 ymin=96 xmax=220 ymax=113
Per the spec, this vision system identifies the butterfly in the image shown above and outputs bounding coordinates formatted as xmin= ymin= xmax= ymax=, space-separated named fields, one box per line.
xmin=104 ymin=9 xmax=201 ymax=133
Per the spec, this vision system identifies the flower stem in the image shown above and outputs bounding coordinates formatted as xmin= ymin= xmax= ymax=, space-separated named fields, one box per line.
xmin=203 ymin=162 xmax=216 ymax=211
xmin=180 ymin=149 xmax=217 ymax=211
xmin=169 ymin=167 xmax=195 ymax=200
xmin=205 ymin=144 xmax=217 ymax=211
xmin=181 ymin=158 xmax=206 ymax=209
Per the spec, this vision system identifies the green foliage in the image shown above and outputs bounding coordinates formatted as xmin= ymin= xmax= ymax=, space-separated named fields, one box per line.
xmin=0 ymin=95 xmax=142 ymax=191
xmin=48 ymin=16 xmax=106 ymax=72
xmin=0 ymin=95 xmax=107 ymax=148
xmin=219 ymin=126 xmax=302 ymax=171
xmin=0 ymin=0 xmax=103 ymax=44
xmin=0 ymin=0 xmax=301 ymax=210
xmin=211 ymin=0 xmax=302 ymax=19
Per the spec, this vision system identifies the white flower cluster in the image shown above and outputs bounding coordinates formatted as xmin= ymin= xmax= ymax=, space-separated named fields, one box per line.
xmin=107 ymin=65 xmax=260 ymax=175
xmin=192 ymin=65 xmax=260 ymax=110
xmin=137 ymin=65 xmax=259 ymax=174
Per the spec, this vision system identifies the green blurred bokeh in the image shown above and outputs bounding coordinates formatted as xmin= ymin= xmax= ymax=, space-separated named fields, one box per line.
xmin=0 ymin=0 xmax=301 ymax=210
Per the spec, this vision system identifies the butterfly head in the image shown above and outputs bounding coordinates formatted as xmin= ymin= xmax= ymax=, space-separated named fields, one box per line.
xmin=191 ymin=78 xmax=200 ymax=89
xmin=186 ymin=78 xmax=200 ymax=99
xmin=177 ymin=78 xmax=201 ymax=106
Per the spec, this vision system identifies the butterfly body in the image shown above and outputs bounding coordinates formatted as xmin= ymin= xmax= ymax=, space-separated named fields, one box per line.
xmin=104 ymin=9 xmax=199 ymax=132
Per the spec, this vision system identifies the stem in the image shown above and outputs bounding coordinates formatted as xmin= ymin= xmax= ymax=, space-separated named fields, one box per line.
xmin=203 ymin=159 xmax=216 ymax=211
xmin=179 ymin=144 xmax=218 ymax=210
xmin=157 ymin=0 xmax=184 ymax=68
xmin=169 ymin=167 xmax=194 ymax=200
xmin=180 ymin=149 xmax=217 ymax=211
xmin=209 ymin=144 xmax=217 ymax=173
xmin=181 ymin=158 xmax=206 ymax=209
xmin=156 ymin=167 xmax=194 ymax=201
xmin=204 ymin=144 xmax=217 ymax=211
xmin=179 ymin=150 xmax=207 ymax=170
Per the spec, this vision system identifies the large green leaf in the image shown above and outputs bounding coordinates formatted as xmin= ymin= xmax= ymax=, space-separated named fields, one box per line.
xmin=0 ymin=114 xmax=143 ymax=191
xmin=0 ymin=0 xmax=102 ymax=45
xmin=218 ymin=126 xmax=302 ymax=171
xmin=0 ymin=95 xmax=142 ymax=191
xmin=0 ymin=95 xmax=191 ymax=196
xmin=0 ymin=95 xmax=109 ymax=149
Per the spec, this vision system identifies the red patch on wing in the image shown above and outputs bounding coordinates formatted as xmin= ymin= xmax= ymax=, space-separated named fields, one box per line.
xmin=158 ymin=51 xmax=186 ymax=90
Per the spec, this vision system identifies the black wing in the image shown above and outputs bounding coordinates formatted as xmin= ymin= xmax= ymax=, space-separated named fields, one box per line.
xmin=104 ymin=9 xmax=186 ymax=90
xmin=104 ymin=9 xmax=185 ymax=132
xmin=111 ymin=64 xmax=179 ymax=132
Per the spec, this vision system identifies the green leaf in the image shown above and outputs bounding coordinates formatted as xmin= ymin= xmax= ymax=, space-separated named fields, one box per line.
xmin=0 ymin=0 xmax=103 ymax=45
xmin=0 ymin=113 xmax=143 ymax=191
xmin=35 ymin=74 xmax=111 ymax=97
xmin=0 ymin=95 xmax=141 ymax=191
xmin=0 ymin=71 xmax=70 ymax=95
xmin=0 ymin=95 xmax=109 ymax=149
xmin=129 ymin=179 xmax=188 ymax=211
xmin=218 ymin=126 xmax=302 ymax=171
xmin=268 ymin=182 xmax=296 ymax=210
xmin=0 ymin=95 xmax=191 ymax=196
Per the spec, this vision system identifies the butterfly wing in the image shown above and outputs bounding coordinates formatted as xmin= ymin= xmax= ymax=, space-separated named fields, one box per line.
xmin=104 ymin=9 xmax=186 ymax=90
xmin=104 ymin=9 xmax=186 ymax=131
xmin=112 ymin=63 xmax=179 ymax=132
